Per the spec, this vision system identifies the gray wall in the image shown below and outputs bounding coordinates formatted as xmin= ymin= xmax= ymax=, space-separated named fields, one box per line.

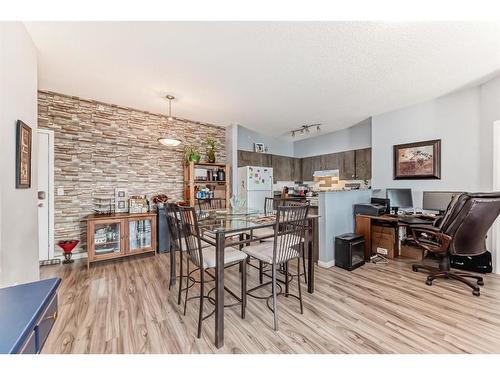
xmin=0 ymin=23 xmax=40 ymax=287
xmin=480 ymin=75 xmax=500 ymax=191
xmin=237 ymin=125 xmax=294 ymax=157
xmin=293 ymin=118 xmax=372 ymax=158
xmin=371 ymin=85 xmax=489 ymax=208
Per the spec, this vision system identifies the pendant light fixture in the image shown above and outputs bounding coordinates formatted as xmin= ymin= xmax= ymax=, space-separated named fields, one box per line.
xmin=157 ymin=94 xmax=181 ymax=147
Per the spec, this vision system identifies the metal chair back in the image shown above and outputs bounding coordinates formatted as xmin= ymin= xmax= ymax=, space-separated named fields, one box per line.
xmin=177 ymin=205 xmax=204 ymax=268
xmin=165 ymin=203 xmax=182 ymax=252
xmin=273 ymin=203 xmax=309 ymax=264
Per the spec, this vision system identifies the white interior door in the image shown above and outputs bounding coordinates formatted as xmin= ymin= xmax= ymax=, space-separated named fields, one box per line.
xmin=37 ymin=129 xmax=54 ymax=261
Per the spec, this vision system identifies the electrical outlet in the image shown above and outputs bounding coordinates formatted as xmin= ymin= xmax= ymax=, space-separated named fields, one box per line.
xmin=376 ymin=247 xmax=388 ymax=255
xmin=57 ymin=187 xmax=64 ymax=196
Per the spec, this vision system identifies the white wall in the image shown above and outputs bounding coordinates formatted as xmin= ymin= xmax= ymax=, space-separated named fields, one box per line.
xmin=237 ymin=125 xmax=294 ymax=157
xmin=293 ymin=118 xmax=372 ymax=158
xmin=0 ymin=22 xmax=39 ymax=287
xmin=371 ymin=85 xmax=491 ymax=208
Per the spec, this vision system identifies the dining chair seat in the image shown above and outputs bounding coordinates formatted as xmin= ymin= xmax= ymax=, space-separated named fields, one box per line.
xmin=199 ymin=246 xmax=248 ymax=269
xmin=251 ymin=227 xmax=275 ymax=240
xmin=202 ymin=230 xmax=246 ymax=240
xmin=242 ymin=241 xmax=300 ymax=265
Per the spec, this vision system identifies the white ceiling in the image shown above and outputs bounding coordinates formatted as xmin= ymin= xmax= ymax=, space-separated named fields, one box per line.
xmin=25 ymin=22 xmax=500 ymax=137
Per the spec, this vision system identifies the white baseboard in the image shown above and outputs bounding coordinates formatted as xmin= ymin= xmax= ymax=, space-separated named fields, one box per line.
xmin=318 ymin=260 xmax=335 ymax=268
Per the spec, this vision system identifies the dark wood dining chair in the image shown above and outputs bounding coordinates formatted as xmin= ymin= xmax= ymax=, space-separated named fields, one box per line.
xmin=242 ymin=203 xmax=309 ymax=331
xmin=177 ymin=205 xmax=248 ymax=338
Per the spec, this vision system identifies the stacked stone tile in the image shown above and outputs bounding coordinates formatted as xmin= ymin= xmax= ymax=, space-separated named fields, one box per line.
xmin=38 ymin=91 xmax=226 ymax=256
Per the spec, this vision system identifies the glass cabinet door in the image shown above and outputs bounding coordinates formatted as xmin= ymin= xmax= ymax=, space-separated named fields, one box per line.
xmin=93 ymin=221 xmax=122 ymax=257
xmin=128 ymin=218 xmax=152 ymax=252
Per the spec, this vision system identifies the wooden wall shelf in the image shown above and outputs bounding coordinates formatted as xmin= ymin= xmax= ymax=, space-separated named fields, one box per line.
xmin=184 ymin=161 xmax=230 ymax=207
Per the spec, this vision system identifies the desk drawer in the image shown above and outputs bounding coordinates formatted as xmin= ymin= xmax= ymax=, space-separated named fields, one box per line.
xmin=35 ymin=294 xmax=58 ymax=353
xmin=19 ymin=330 xmax=36 ymax=354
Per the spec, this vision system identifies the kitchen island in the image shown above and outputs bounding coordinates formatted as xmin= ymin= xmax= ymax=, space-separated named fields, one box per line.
xmin=318 ymin=190 xmax=371 ymax=267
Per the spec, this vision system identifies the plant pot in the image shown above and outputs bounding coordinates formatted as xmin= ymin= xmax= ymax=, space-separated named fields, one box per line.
xmin=207 ymin=149 xmax=216 ymax=163
xmin=188 ymin=154 xmax=201 ymax=163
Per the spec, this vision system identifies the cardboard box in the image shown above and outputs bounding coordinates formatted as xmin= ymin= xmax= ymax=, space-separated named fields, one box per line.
xmin=400 ymin=244 xmax=424 ymax=260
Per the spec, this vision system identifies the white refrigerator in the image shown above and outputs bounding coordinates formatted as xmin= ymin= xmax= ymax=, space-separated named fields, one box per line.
xmin=237 ymin=166 xmax=274 ymax=211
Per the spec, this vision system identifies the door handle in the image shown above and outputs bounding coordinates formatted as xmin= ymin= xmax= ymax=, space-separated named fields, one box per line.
xmin=38 ymin=203 xmax=44 ymax=207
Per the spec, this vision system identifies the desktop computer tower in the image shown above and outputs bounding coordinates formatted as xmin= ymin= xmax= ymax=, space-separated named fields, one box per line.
xmin=335 ymin=233 xmax=365 ymax=271
xmin=451 ymin=251 xmax=492 ymax=273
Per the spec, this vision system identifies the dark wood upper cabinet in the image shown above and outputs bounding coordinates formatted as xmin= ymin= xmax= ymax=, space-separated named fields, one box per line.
xmin=301 ymin=156 xmax=314 ymax=181
xmin=355 ymin=148 xmax=371 ymax=180
xmin=271 ymin=155 xmax=291 ymax=182
xmin=237 ymin=147 xmax=371 ymax=182
xmin=291 ymin=158 xmax=302 ymax=181
xmin=321 ymin=153 xmax=340 ymax=171
xmin=238 ymin=150 xmax=272 ymax=168
xmin=340 ymin=150 xmax=356 ymax=180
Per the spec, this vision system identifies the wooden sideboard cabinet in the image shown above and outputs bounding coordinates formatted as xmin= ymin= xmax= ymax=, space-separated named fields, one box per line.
xmin=86 ymin=212 xmax=157 ymax=268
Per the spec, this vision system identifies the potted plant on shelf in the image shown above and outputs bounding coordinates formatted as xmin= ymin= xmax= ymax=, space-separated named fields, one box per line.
xmin=185 ymin=145 xmax=201 ymax=163
xmin=205 ymin=137 xmax=217 ymax=163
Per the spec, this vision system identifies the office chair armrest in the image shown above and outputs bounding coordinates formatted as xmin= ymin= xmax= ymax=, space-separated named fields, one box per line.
xmin=410 ymin=225 xmax=451 ymax=254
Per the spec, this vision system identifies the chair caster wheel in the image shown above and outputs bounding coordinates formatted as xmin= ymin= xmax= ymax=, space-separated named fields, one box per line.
xmin=412 ymin=265 xmax=418 ymax=272
xmin=425 ymin=279 xmax=433 ymax=286
xmin=473 ymin=289 xmax=480 ymax=296
xmin=477 ymin=280 xmax=484 ymax=286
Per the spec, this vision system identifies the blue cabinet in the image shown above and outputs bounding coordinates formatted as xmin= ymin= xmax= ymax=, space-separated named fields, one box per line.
xmin=0 ymin=278 xmax=61 ymax=354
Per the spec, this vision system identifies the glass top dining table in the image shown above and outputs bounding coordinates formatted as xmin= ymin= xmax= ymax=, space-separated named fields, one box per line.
xmin=169 ymin=207 xmax=319 ymax=349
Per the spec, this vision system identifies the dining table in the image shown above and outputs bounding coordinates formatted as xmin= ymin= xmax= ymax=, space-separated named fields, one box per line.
xmin=169 ymin=208 xmax=319 ymax=349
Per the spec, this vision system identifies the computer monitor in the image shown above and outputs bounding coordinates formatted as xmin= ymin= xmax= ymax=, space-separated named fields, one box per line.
xmin=386 ymin=188 xmax=413 ymax=212
xmin=423 ymin=191 xmax=464 ymax=214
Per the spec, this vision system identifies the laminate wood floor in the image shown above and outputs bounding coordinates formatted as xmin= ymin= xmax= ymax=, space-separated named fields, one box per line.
xmin=40 ymin=253 xmax=500 ymax=354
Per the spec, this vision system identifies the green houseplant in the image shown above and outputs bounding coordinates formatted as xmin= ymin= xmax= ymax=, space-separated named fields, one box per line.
xmin=205 ymin=137 xmax=217 ymax=163
xmin=185 ymin=145 xmax=201 ymax=163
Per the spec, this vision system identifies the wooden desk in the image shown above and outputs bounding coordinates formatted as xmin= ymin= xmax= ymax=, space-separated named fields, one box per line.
xmin=355 ymin=214 xmax=437 ymax=260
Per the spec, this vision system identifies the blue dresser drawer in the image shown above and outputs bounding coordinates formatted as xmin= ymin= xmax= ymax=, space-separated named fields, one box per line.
xmin=19 ymin=331 xmax=36 ymax=354
xmin=35 ymin=294 xmax=58 ymax=353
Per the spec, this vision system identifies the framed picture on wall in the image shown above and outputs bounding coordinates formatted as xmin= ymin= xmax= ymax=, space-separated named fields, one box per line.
xmin=114 ymin=188 xmax=129 ymax=213
xmin=254 ymin=142 xmax=265 ymax=153
xmin=393 ymin=139 xmax=441 ymax=180
xmin=16 ymin=120 xmax=32 ymax=188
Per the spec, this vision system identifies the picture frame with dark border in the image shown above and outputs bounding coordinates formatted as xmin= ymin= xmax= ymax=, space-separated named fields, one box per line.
xmin=254 ymin=142 xmax=265 ymax=153
xmin=393 ymin=139 xmax=441 ymax=180
xmin=16 ymin=120 xmax=32 ymax=188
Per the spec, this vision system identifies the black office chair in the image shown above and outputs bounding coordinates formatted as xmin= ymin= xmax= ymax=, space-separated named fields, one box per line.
xmin=411 ymin=192 xmax=500 ymax=296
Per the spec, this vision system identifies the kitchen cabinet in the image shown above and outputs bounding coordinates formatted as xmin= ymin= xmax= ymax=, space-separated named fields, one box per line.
xmin=237 ymin=148 xmax=371 ymax=182
xmin=237 ymin=150 xmax=272 ymax=168
xmin=301 ymin=156 xmax=314 ymax=181
xmin=271 ymin=154 xmax=292 ymax=182
xmin=291 ymin=157 xmax=302 ymax=181
xmin=340 ymin=150 xmax=356 ymax=180
xmin=321 ymin=153 xmax=340 ymax=171
xmin=355 ymin=147 xmax=371 ymax=180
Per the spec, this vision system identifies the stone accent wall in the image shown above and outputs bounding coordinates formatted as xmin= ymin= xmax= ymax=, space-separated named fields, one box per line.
xmin=38 ymin=91 xmax=226 ymax=256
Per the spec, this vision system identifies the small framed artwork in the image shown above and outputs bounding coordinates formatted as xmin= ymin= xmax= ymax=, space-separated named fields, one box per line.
xmin=393 ymin=139 xmax=441 ymax=180
xmin=16 ymin=120 xmax=32 ymax=188
xmin=129 ymin=196 xmax=148 ymax=214
xmin=254 ymin=142 xmax=265 ymax=153
xmin=114 ymin=188 xmax=129 ymax=213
